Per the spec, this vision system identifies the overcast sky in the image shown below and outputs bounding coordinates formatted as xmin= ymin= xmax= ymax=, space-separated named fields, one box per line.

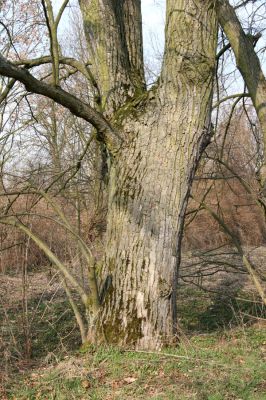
xmin=55 ymin=0 xmax=265 ymax=91
xmin=55 ymin=0 xmax=166 ymax=69
xmin=142 ymin=0 xmax=165 ymax=51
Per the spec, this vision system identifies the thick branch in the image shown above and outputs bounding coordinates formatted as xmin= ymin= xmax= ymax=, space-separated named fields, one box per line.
xmin=161 ymin=0 xmax=218 ymax=90
xmin=79 ymin=0 xmax=145 ymax=113
xmin=0 ymin=54 xmax=120 ymax=150
xmin=14 ymin=55 xmax=99 ymax=93
xmin=122 ymin=0 xmax=145 ymax=85
xmin=216 ymin=1 xmax=266 ymax=166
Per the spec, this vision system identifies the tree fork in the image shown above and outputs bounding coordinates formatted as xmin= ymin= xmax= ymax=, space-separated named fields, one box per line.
xmin=93 ymin=0 xmax=218 ymax=349
xmin=0 ymin=0 xmax=218 ymax=349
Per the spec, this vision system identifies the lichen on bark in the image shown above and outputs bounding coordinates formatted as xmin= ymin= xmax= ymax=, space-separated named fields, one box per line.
xmin=80 ymin=0 xmax=218 ymax=349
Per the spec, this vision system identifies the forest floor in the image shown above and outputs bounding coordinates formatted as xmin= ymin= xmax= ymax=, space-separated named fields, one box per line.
xmin=1 ymin=246 xmax=266 ymax=399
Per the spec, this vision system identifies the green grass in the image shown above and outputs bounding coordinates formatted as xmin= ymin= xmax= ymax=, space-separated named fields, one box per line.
xmin=6 ymin=324 xmax=266 ymax=399
xmin=0 ymin=295 xmax=81 ymax=367
xmin=176 ymin=286 xmax=266 ymax=332
xmin=2 ymin=284 xmax=266 ymax=399
xmin=29 ymin=298 xmax=81 ymax=358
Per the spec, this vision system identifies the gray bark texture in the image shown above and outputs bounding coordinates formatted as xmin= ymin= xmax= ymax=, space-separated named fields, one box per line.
xmin=1 ymin=0 xmax=265 ymax=349
xmin=0 ymin=0 xmax=230 ymax=349
xmin=79 ymin=0 xmax=145 ymax=114
xmin=80 ymin=0 xmax=218 ymax=349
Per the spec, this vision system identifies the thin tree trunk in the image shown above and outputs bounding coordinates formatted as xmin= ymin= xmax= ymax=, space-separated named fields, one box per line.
xmin=216 ymin=0 xmax=266 ymax=190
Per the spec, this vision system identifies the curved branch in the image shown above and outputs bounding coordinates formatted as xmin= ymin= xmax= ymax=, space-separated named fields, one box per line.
xmin=216 ymin=1 xmax=266 ymax=160
xmin=13 ymin=56 xmax=100 ymax=95
xmin=0 ymin=21 xmax=20 ymax=57
xmin=212 ymin=92 xmax=250 ymax=109
xmin=0 ymin=54 xmax=121 ymax=151
xmin=0 ymin=217 xmax=89 ymax=304
xmin=55 ymin=0 xmax=70 ymax=28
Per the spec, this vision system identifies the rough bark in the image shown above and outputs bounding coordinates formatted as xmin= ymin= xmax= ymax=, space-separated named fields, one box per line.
xmin=78 ymin=0 xmax=146 ymax=218
xmin=0 ymin=0 xmax=218 ymax=349
xmin=79 ymin=0 xmax=145 ymax=114
xmin=95 ymin=0 xmax=218 ymax=349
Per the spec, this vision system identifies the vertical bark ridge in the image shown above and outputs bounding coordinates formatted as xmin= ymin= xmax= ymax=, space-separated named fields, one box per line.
xmin=161 ymin=0 xmax=217 ymax=91
xmin=93 ymin=0 xmax=217 ymax=349
xmin=99 ymin=82 xmax=216 ymax=351
xmin=122 ymin=0 xmax=145 ymax=86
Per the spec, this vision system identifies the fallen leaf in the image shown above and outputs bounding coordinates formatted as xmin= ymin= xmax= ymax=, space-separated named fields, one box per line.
xmin=123 ymin=377 xmax=137 ymax=384
xmin=111 ymin=380 xmax=121 ymax=389
xmin=81 ymin=379 xmax=91 ymax=389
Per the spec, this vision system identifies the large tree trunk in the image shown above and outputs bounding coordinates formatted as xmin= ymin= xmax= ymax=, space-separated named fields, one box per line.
xmin=81 ymin=0 xmax=218 ymax=349
xmin=1 ymin=0 xmax=264 ymax=350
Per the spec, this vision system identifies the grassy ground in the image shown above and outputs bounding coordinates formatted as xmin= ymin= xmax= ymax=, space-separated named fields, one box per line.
xmin=1 ymin=275 xmax=266 ymax=399
xmin=5 ymin=324 xmax=266 ymax=399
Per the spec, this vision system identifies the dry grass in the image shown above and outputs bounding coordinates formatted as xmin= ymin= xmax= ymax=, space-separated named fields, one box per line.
xmin=1 ymin=253 xmax=265 ymax=399
xmin=4 ymin=322 xmax=266 ymax=399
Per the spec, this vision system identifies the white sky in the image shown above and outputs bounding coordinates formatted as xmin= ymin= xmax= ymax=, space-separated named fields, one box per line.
xmin=52 ymin=0 xmax=266 ymax=94
xmin=55 ymin=0 xmax=166 ymax=64
xmin=141 ymin=0 xmax=165 ymax=52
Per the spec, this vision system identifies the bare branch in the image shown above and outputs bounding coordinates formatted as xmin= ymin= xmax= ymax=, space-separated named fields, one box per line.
xmin=41 ymin=0 xmax=70 ymax=85
xmin=13 ymin=55 xmax=100 ymax=96
xmin=0 ymin=217 xmax=89 ymax=304
xmin=41 ymin=0 xmax=59 ymax=85
xmin=55 ymin=0 xmax=70 ymax=28
xmin=216 ymin=1 xmax=266 ymax=163
xmin=191 ymin=196 xmax=266 ymax=305
xmin=0 ymin=54 xmax=121 ymax=151
xmin=62 ymin=278 xmax=87 ymax=344
xmin=212 ymin=92 xmax=250 ymax=109
xmin=234 ymin=0 xmax=260 ymax=10
xmin=0 ymin=78 xmax=16 ymax=105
